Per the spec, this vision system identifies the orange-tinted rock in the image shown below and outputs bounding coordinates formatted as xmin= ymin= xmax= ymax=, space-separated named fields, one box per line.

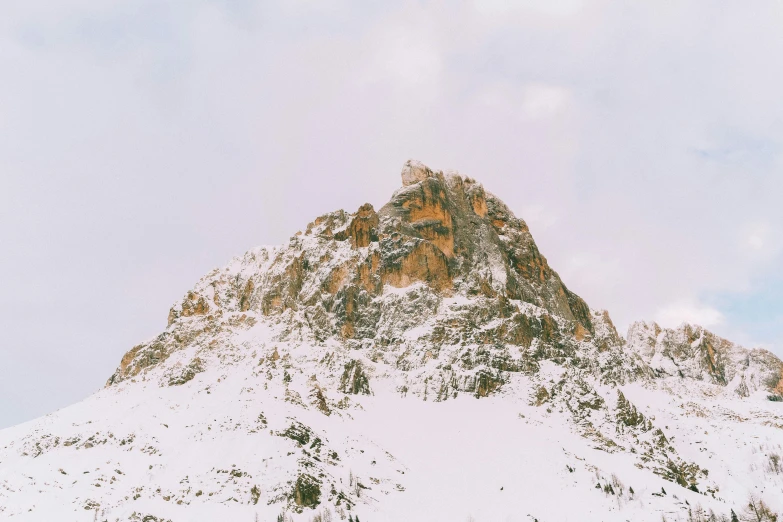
xmin=262 ymin=293 xmax=283 ymax=316
xmin=380 ymin=239 xmax=452 ymax=293
xmin=356 ymin=251 xmax=381 ymax=294
xmin=469 ymin=186 xmax=488 ymax=217
xmin=336 ymin=203 xmax=379 ymax=248
xmin=116 ymin=345 xmax=142 ymax=379
xmin=513 ymin=247 xmax=552 ymax=284
xmin=574 ymin=323 xmax=589 ymax=342
xmin=323 ymin=264 xmax=349 ymax=296
xmin=397 ymin=178 xmax=454 ymax=258
xmin=773 ymin=368 xmax=783 ymax=395
xmin=171 ymin=292 xmax=210 ymax=325
xmin=284 ymin=254 xmax=306 ymax=301
xmin=678 ymin=325 xmax=731 ymax=384
xmin=475 ymin=371 xmax=503 ymax=397
xmin=106 ymin=336 xmax=174 ymax=385
xmin=337 ymin=286 xmax=360 ymax=339
xmin=239 ymin=279 xmax=254 ymax=312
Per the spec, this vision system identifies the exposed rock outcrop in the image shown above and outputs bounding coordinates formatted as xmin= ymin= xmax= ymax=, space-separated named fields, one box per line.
xmin=627 ymin=321 xmax=783 ymax=396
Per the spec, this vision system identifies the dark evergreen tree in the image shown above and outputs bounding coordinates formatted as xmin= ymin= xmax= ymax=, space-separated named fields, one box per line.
xmin=730 ymin=509 xmax=739 ymax=522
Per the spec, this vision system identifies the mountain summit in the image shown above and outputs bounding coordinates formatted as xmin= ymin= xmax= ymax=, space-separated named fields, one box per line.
xmin=2 ymin=161 xmax=782 ymax=522
xmin=110 ymin=158 xmax=616 ymax=395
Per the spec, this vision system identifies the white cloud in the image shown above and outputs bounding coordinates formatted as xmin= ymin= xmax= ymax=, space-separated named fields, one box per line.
xmin=360 ymin=23 xmax=442 ymax=93
xmin=474 ymin=0 xmax=585 ymax=18
xmin=477 ymin=83 xmax=571 ymax=120
xmin=744 ymin=222 xmax=774 ymax=251
xmin=655 ymin=302 xmax=724 ymax=329
xmin=748 ymin=231 xmax=765 ymax=250
xmin=520 ymin=204 xmax=559 ymax=230
xmin=521 ymin=84 xmax=571 ymax=119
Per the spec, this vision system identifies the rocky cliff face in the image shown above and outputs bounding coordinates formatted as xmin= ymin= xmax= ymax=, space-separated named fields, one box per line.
xmin=2 ymin=161 xmax=782 ymax=522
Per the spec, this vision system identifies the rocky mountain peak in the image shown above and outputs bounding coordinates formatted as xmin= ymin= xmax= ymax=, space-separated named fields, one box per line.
xmin=108 ymin=160 xmax=622 ymax=388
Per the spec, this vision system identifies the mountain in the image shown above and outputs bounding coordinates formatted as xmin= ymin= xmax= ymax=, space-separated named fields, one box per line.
xmin=1 ymin=160 xmax=782 ymax=522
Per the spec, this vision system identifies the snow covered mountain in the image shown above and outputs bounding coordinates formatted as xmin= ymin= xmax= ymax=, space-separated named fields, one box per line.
xmin=2 ymin=160 xmax=782 ymax=522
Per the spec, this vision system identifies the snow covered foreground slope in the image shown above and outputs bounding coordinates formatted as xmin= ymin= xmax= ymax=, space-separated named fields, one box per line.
xmin=2 ymin=161 xmax=783 ymax=522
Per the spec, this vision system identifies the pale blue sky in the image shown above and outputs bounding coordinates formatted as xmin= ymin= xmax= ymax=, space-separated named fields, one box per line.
xmin=1 ymin=0 xmax=782 ymax=429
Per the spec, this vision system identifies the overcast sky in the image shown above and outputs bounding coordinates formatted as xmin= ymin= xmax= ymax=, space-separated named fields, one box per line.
xmin=1 ymin=0 xmax=782 ymax=429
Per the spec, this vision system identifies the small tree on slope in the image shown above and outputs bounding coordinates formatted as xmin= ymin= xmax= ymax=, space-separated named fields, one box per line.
xmin=741 ymin=495 xmax=778 ymax=522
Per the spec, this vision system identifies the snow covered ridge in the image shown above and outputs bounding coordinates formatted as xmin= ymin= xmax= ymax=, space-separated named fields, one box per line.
xmin=2 ymin=161 xmax=782 ymax=522
xmin=627 ymin=321 xmax=783 ymax=399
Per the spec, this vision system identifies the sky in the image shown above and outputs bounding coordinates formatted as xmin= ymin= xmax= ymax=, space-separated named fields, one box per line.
xmin=1 ymin=0 xmax=782 ymax=429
